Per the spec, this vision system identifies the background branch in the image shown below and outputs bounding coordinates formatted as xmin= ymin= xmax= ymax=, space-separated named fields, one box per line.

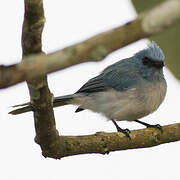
xmin=132 ymin=0 xmax=180 ymax=80
xmin=1 ymin=0 xmax=180 ymax=89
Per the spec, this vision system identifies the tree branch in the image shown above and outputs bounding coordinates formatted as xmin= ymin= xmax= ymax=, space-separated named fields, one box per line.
xmin=39 ymin=123 xmax=180 ymax=159
xmin=22 ymin=0 xmax=59 ymax=152
xmin=1 ymin=0 xmax=180 ymax=89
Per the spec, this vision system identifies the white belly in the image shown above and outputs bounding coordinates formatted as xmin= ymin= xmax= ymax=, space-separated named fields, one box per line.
xmin=74 ymin=80 xmax=167 ymax=121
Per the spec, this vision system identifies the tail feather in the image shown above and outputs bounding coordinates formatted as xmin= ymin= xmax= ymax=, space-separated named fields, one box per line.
xmin=53 ymin=94 xmax=75 ymax=107
xmin=75 ymin=107 xmax=84 ymax=113
xmin=9 ymin=105 xmax=32 ymax=115
xmin=9 ymin=94 xmax=76 ymax=115
xmin=12 ymin=102 xmax=29 ymax=108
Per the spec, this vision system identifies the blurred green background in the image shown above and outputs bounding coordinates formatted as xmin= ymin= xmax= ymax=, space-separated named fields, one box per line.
xmin=131 ymin=0 xmax=180 ymax=80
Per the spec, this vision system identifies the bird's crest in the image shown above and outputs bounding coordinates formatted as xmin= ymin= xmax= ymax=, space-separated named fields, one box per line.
xmin=136 ymin=41 xmax=165 ymax=62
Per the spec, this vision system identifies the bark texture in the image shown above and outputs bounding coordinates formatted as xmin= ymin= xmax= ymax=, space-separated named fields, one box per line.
xmin=41 ymin=123 xmax=180 ymax=159
xmin=22 ymin=0 xmax=59 ymax=153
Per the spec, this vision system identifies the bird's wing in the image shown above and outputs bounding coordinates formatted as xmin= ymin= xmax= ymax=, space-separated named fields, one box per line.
xmin=103 ymin=68 xmax=140 ymax=91
xmin=76 ymin=74 xmax=108 ymax=93
xmin=76 ymin=63 xmax=141 ymax=94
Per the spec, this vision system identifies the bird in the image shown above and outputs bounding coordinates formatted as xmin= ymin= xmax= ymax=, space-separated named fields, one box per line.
xmin=9 ymin=41 xmax=167 ymax=138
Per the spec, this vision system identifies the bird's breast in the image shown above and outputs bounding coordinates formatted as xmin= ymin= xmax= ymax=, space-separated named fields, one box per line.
xmin=112 ymin=78 xmax=167 ymax=121
xmin=76 ymin=78 xmax=167 ymax=121
xmin=142 ymin=79 xmax=167 ymax=116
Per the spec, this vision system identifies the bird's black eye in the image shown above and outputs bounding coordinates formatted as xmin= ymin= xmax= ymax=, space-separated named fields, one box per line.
xmin=142 ymin=57 xmax=164 ymax=68
xmin=142 ymin=57 xmax=149 ymax=65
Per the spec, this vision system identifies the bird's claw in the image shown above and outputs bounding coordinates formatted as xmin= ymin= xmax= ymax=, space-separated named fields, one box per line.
xmin=146 ymin=124 xmax=163 ymax=132
xmin=117 ymin=127 xmax=131 ymax=139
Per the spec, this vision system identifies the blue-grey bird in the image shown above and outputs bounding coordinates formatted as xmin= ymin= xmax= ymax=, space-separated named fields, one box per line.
xmin=9 ymin=41 xmax=167 ymax=137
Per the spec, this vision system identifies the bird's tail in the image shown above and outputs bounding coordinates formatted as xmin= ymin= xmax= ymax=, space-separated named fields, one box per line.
xmin=9 ymin=94 xmax=77 ymax=115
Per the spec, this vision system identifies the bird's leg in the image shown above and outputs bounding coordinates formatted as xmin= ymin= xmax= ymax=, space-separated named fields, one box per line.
xmin=111 ymin=120 xmax=131 ymax=138
xmin=134 ymin=119 xmax=162 ymax=132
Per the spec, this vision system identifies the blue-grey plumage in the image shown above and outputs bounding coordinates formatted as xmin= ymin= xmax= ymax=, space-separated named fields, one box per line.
xmin=64 ymin=41 xmax=167 ymax=122
xmin=9 ymin=41 xmax=167 ymax=129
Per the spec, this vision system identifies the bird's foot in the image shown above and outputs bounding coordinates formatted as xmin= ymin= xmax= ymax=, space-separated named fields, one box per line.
xmin=145 ymin=124 xmax=162 ymax=132
xmin=134 ymin=120 xmax=162 ymax=132
xmin=116 ymin=127 xmax=131 ymax=138
xmin=111 ymin=120 xmax=131 ymax=138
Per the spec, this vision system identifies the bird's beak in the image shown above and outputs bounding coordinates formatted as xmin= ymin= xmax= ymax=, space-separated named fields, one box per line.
xmin=160 ymin=61 xmax=164 ymax=68
xmin=155 ymin=61 xmax=164 ymax=68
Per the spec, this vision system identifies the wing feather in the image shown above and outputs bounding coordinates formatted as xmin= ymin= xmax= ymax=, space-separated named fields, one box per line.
xmin=76 ymin=58 xmax=141 ymax=94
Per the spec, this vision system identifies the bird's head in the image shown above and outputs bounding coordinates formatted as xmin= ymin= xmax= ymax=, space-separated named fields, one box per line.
xmin=135 ymin=41 xmax=165 ymax=69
